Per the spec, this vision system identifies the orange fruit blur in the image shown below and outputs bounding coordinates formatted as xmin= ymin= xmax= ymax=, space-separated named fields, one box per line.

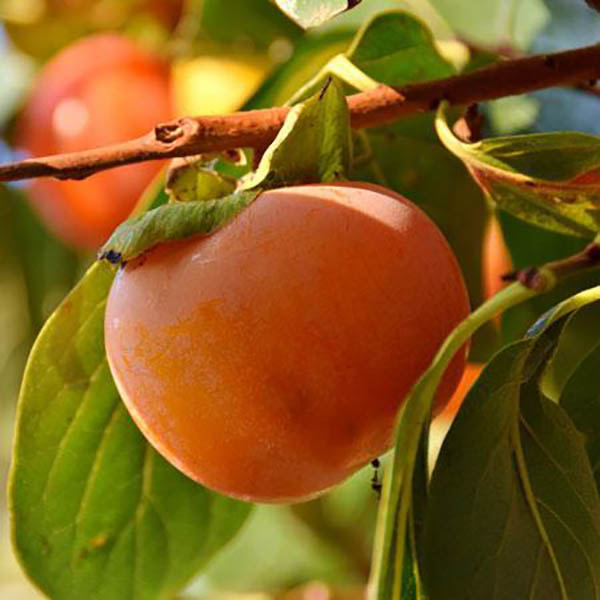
xmin=105 ymin=183 xmax=470 ymax=502
xmin=17 ymin=34 xmax=173 ymax=250
xmin=483 ymin=215 xmax=512 ymax=300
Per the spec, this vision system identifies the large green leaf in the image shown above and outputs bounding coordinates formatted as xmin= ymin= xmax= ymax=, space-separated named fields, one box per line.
xmin=371 ymin=282 xmax=600 ymax=600
xmin=9 ymin=261 xmax=251 ymax=600
xmin=370 ymin=282 xmax=543 ymax=600
xmin=437 ymin=104 xmax=600 ymax=237
xmin=424 ymin=292 xmax=600 ymax=600
xmin=274 ymin=0 xmax=362 ymax=28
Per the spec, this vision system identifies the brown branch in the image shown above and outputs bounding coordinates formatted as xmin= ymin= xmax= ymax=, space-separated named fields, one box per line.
xmin=3 ymin=43 xmax=600 ymax=183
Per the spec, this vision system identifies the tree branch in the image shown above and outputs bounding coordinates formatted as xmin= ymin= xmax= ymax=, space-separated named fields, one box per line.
xmin=3 ymin=43 xmax=600 ymax=183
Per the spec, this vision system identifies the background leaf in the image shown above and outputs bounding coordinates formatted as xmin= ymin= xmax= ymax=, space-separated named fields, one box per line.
xmin=247 ymin=29 xmax=355 ymax=109
xmin=348 ymin=10 xmax=454 ymax=84
xmin=429 ymin=0 xmax=549 ymax=50
xmin=274 ymin=0 xmax=362 ymax=29
xmin=10 ymin=261 xmax=251 ymax=600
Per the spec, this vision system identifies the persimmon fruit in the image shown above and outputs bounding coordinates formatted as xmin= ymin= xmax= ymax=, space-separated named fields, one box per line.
xmin=105 ymin=183 xmax=470 ymax=502
xmin=17 ymin=34 xmax=173 ymax=250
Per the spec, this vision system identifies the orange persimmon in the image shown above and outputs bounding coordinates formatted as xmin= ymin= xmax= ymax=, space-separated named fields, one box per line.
xmin=17 ymin=34 xmax=173 ymax=250
xmin=105 ymin=183 xmax=470 ymax=502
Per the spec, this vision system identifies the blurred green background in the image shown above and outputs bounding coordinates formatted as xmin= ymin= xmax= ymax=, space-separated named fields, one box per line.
xmin=1 ymin=0 xmax=600 ymax=598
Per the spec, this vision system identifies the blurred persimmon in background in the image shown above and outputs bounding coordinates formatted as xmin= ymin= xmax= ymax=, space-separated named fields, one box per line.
xmin=439 ymin=214 xmax=512 ymax=420
xmin=16 ymin=33 xmax=173 ymax=249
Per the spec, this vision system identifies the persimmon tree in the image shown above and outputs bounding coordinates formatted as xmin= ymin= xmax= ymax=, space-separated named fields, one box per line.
xmin=4 ymin=1 xmax=600 ymax=599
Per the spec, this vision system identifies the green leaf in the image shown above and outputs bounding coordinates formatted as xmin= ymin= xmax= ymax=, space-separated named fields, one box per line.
xmin=166 ymin=159 xmax=237 ymax=204
xmin=348 ymin=10 xmax=454 ymax=84
xmin=541 ymin=301 xmax=600 ymax=402
xmin=289 ymin=11 xmax=455 ymax=102
xmin=245 ymin=77 xmax=352 ymax=189
xmin=437 ymin=103 xmax=600 ymax=237
xmin=371 ymin=282 xmax=600 ymax=600
xmin=2 ymin=184 xmax=80 ymax=332
xmin=9 ymin=261 xmax=251 ymax=600
xmin=424 ymin=291 xmax=600 ymax=600
xmin=551 ymin=301 xmax=600 ymax=492
xmin=274 ymin=0 xmax=362 ymax=28
xmin=561 ymin=343 xmax=600 ymax=492
xmin=429 ymin=0 xmax=549 ymax=50
xmin=99 ymin=190 xmax=258 ymax=264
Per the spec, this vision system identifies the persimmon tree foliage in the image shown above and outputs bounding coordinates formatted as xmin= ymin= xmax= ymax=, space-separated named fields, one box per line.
xmin=5 ymin=1 xmax=600 ymax=600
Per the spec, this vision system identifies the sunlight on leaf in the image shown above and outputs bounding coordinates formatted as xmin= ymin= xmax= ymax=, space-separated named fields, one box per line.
xmin=275 ymin=0 xmax=362 ymax=28
xmin=245 ymin=77 xmax=352 ymax=188
xmin=437 ymin=102 xmax=600 ymax=237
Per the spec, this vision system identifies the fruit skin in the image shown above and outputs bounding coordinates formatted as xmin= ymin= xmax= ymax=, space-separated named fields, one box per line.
xmin=105 ymin=183 xmax=470 ymax=502
xmin=17 ymin=34 xmax=173 ymax=250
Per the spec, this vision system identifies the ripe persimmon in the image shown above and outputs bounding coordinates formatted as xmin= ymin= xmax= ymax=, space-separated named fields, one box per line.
xmin=17 ymin=34 xmax=173 ymax=250
xmin=105 ymin=183 xmax=470 ymax=502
